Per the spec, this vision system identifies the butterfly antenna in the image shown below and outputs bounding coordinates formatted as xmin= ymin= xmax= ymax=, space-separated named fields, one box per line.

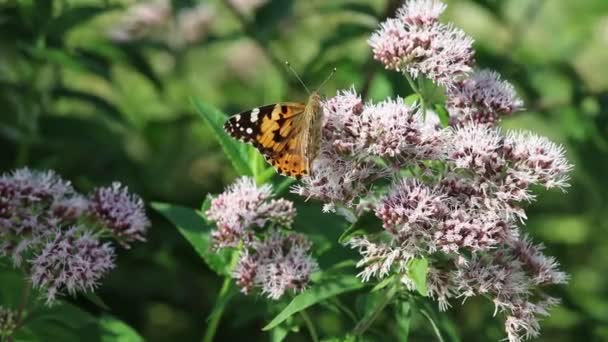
xmin=284 ymin=61 xmax=311 ymax=95
xmin=315 ymin=67 xmax=337 ymax=93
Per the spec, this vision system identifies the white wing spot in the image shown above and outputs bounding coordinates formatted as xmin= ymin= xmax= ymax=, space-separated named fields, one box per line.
xmin=251 ymin=108 xmax=260 ymax=122
xmin=246 ymin=128 xmax=253 ymax=134
xmin=235 ymin=114 xmax=241 ymax=121
xmin=240 ymin=127 xmax=244 ymax=132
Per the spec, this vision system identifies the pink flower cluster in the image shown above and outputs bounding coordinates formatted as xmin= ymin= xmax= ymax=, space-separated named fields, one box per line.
xmin=233 ymin=230 xmax=317 ymax=299
xmin=206 ymin=177 xmax=317 ymax=299
xmin=448 ymin=70 xmax=524 ymax=125
xmin=291 ymin=0 xmax=572 ymax=339
xmin=369 ymin=0 xmax=474 ymax=87
xmin=206 ymin=177 xmax=296 ymax=248
xmin=0 ymin=168 xmax=149 ymax=305
xmin=108 ymin=0 xmax=214 ymax=48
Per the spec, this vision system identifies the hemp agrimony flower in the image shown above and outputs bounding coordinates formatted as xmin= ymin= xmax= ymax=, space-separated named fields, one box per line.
xmin=89 ymin=182 xmax=150 ymax=247
xmin=0 ymin=168 xmax=149 ymax=305
xmin=287 ymin=1 xmax=573 ymax=340
xmin=369 ymin=0 xmax=474 ymax=87
xmin=108 ymin=0 xmax=214 ymax=48
xmin=206 ymin=177 xmax=296 ymax=248
xmin=447 ymin=70 xmax=524 ymax=126
xmin=207 ymin=177 xmax=316 ymax=299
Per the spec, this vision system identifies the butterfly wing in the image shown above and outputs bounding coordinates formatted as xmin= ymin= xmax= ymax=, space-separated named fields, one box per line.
xmin=224 ymin=103 xmax=310 ymax=177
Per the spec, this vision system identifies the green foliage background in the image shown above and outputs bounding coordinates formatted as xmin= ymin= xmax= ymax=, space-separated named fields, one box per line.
xmin=1 ymin=0 xmax=607 ymax=341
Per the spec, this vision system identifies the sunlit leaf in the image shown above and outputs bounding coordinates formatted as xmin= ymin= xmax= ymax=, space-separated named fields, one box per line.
xmin=263 ymin=274 xmax=366 ymax=330
xmin=192 ymin=97 xmax=253 ymax=176
xmin=407 ymin=258 xmax=428 ymax=297
xmin=151 ymin=202 xmax=232 ymax=275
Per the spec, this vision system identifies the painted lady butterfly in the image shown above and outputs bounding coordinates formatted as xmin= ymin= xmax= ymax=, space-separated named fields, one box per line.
xmin=224 ymin=92 xmax=323 ymax=179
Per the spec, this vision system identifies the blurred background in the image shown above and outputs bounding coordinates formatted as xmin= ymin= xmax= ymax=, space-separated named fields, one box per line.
xmin=1 ymin=0 xmax=607 ymax=341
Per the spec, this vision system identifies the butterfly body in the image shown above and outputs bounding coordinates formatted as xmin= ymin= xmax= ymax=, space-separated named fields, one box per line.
xmin=224 ymin=92 xmax=323 ymax=179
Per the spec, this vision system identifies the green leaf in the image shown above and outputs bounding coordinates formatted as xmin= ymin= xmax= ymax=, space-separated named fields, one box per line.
xmin=200 ymin=194 xmax=214 ymax=221
xmin=151 ymin=202 xmax=232 ymax=275
xmin=404 ymin=94 xmax=421 ymax=106
xmin=263 ymin=275 xmax=366 ymax=330
xmin=338 ymin=211 xmax=383 ymax=244
xmin=98 ymin=316 xmax=144 ymax=342
xmin=371 ymin=275 xmax=395 ymax=293
xmin=394 ymin=300 xmax=411 ymax=341
xmin=407 ymin=258 xmax=428 ymax=296
xmin=51 ymin=87 xmax=128 ymax=126
xmin=191 ymin=97 xmax=253 ymax=176
xmin=48 ymin=5 xmax=113 ymax=38
xmin=83 ymin=292 xmax=110 ymax=311
xmin=434 ymin=104 xmax=450 ymax=128
xmin=122 ymin=45 xmax=164 ymax=90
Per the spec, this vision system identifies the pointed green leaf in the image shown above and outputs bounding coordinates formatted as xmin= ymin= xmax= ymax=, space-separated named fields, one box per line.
xmin=98 ymin=316 xmax=144 ymax=342
xmin=191 ymin=97 xmax=252 ymax=176
xmin=394 ymin=300 xmax=411 ymax=341
xmin=434 ymin=104 xmax=450 ymax=128
xmin=407 ymin=258 xmax=428 ymax=296
xmin=263 ymin=275 xmax=366 ymax=331
xmin=152 ymin=202 xmax=232 ymax=275
xmin=371 ymin=275 xmax=395 ymax=293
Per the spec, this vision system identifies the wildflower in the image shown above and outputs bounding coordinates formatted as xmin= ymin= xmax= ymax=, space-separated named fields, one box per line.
xmin=292 ymin=151 xmax=384 ymax=207
xmin=227 ymin=0 xmax=268 ymax=15
xmin=448 ymin=70 xmax=523 ymax=126
xmin=503 ymin=131 xmax=573 ymax=190
xmin=376 ymin=179 xmax=447 ymax=238
xmin=433 ymin=209 xmax=511 ymax=254
xmin=233 ymin=230 xmax=317 ymax=299
xmin=109 ymin=1 xmax=215 ymax=48
xmin=207 ymin=177 xmax=296 ymax=247
xmin=426 ymin=267 xmax=455 ymax=311
xmin=89 ymin=182 xmax=150 ymax=247
xmin=322 ymin=87 xmax=365 ymax=154
xmin=369 ymin=0 xmax=474 ymax=87
xmin=172 ymin=4 xmax=215 ymax=48
xmin=30 ymin=228 xmax=115 ymax=305
xmin=348 ymin=237 xmax=410 ymax=282
xmin=0 ymin=168 xmax=80 ymax=265
xmin=447 ymin=124 xmax=505 ymax=176
xmin=108 ymin=0 xmax=171 ymax=42
xmin=509 ymin=235 xmax=568 ymax=286
xmin=356 ymin=98 xmax=446 ymax=160
xmin=503 ymin=297 xmax=560 ymax=342
xmin=0 ymin=307 xmax=17 ymax=338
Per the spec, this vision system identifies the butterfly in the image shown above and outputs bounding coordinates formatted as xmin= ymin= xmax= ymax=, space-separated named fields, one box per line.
xmin=224 ymin=92 xmax=323 ymax=179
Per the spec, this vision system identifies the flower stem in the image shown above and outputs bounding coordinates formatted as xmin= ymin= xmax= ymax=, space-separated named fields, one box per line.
xmin=202 ymin=250 xmax=240 ymax=342
xmin=12 ymin=276 xmax=31 ymax=339
xmin=300 ymin=310 xmax=319 ymax=342
xmin=405 ymin=73 xmax=427 ymax=119
xmin=420 ymin=308 xmax=445 ymax=342
xmin=353 ymin=284 xmax=398 ymax=336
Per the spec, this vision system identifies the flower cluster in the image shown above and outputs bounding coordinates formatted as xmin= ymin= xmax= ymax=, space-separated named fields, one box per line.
xmin=0 ymin=168 xmax=149 ymax=305
xmin=206 ymin=177 xmax=296 ymax=248
xmin=291 ymin=1 xmax=572 ymax=340
xmin=369 ymin=0 xmax=474 ymax=87
xmin=0 ymin=307 xmax=17 ymax=338
xmin=108 ymin=0 xmax=214 ymax=48
xmin=207 ymin=177 xmax=317 ymax=299
xmin=233 ymin=230 xmax=317 ymax=299
xmin=227 ymin=0 xmax=268 ymax=15
xmin=89 ymin=183 xmax=149 ymax=247
xmin=447 ymin=70 xmax=524 ymax=125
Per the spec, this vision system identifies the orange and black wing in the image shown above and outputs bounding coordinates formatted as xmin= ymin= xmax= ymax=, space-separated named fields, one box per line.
xmin=224 ymin=103 xmax=309 ymax=177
